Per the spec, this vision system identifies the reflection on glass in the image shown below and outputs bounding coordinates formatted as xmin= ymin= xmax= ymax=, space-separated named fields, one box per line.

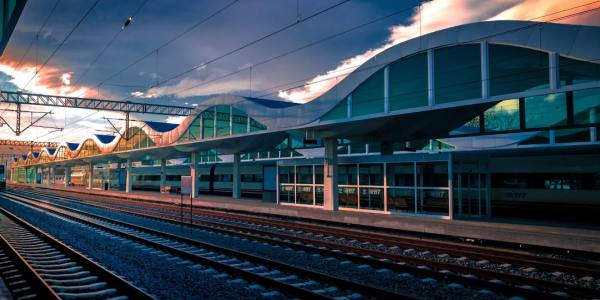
xmin=389 ymin=53 xmax=428 ymax=110
xmin=359 ymin=164 xmax=383 ymax=186
xmin=559 ymin=56 xmax=600 ymax=86
xmin=417 ymin=189 xmax=449 ymax=215
xmin=321 ymin=98 xmax=348 ymax=121
xmin=296 ymin=185 xmax=314 ymax=205
xmin=484 ymin=99 xmax=520 ymax=132
xmin=435 ymin=44 xmax=481 ymax=103
xmin=387 ymin=188 xmax=415 ymax=213
xmin=489 ymin=44 xmax=549 ymax=96
xmin=573 ymin=88 xmax=600 ymax=125
xmin=352 ymin=69 xmax=384 ymax=116
xmin=279 ymin=185 xmax=295 ymax=203
xmin=387 ymin=163 xmax=414 ymax=187
xmin=339 ymin=187 xmax=358 ymax=208
xmin=315 ymin=186 xmax=324 ymax=206
xmin=359 ymin=187 xmax=384 ymax=210
xmin=524 ymin=93 xmax=566 ymax=128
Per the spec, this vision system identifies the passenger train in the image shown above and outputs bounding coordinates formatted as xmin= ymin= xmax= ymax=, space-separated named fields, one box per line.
xmin=65 ymin=156 xmax=600 ymax=223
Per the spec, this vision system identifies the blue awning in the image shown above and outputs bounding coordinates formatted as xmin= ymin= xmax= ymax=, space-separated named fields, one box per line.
xmin=145 ymin=121 xmax=179 ymax=132
xmin=46 ymin=148 xmax=56 ymax=155
xmin=95 ymin=134 xmax=117 ymax=144
xmin=66 ymin=142 xmax=79 ymax=151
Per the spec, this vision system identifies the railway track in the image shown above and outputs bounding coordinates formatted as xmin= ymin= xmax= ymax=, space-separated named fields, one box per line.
xmin=1 ymin=192 xmax=416 ymax=300
xmin=0 ymin=206 xmax=153 ymax=300
xmin=17 ymin=187 xmax=599 ymax=276
xmin=8 ymin=188 xmax=600 ymax=299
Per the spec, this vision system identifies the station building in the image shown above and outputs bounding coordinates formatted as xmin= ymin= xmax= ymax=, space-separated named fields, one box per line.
xmin=10 ymin=20 xmax=600 ymax=224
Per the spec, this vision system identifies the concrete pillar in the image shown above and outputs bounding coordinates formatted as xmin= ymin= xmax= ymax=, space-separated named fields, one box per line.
xmin=190 ymin=153 xmax=199 ymax=198
xmin=87 ymin=162 xmax=93 ymax=190
xmin=65 ymin=166 xmax=71 ymax=187
xmin=125 ymin=159 xmax=132 ymax=193
xmin=323 ymin=138 xmax=339 ymax=211
xmin=160 ymin=159 xmax=166 ymax=189
xmin=232 ymin=153 xmax=241 ymax=199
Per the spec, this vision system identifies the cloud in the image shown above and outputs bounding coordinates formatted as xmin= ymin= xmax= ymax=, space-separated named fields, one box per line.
xmin=131 ymin=76 xmax=254 ymax=100
xmin=278 ymin=0 xmax=599 ymax=103
xmin=0 ymin=57 xmax=99 ymax=98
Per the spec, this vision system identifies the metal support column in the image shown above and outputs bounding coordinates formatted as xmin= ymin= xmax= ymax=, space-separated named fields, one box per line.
xmin=232 ymin=153 xmax=241 ymax=199
xmin=549 ymin=52 xmax=559 ymax=90
xmin=160 ymin=159 xmax=166 ymax=190
xmin=323 ymin=138 xmax=339 ymax=211
xmin=481 ymin=41 xmax=489 ymax=99
xmin=384 ymin=66 xmax=390 ymax=113
xmin=65 ymin=166 xmax=71 ymax=187
xmin=125 ymin=159 xmax=132 ymax=193
xmin=447 ymin=153 xmax=453 ymax=220
xmin=190 ymin=153 xmax=199 ymax=199
xmin=87 ymin=162 xmax=93 ymax=190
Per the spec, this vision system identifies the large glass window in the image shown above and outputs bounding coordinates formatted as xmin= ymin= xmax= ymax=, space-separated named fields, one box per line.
xmin=489 ymin=44 xmax=549 ymax=96
xmin=389 ymin=53 xmax=428 ymax=110
xmin=417 ymin=162 xmax=448 ymax=187
xmin=232 ymin=107 xmax=248 ymax=134
xmin=296 ymin=166 xmax=313 ymax=184
xmin=560 ymin=56 xmax=600 ymax=86
xmin=352 ymin=69 xmax=384 ymax=116
xmin=202 ymin=109 xmax=215 ymax=139
xmin=278 ymin=166 xmax=295 ymax=184
xmin=524 ymin=93 xmax=567 ymax=128
xmin=339 ymin=186 xmax=358 ymax=208
xmin=387 ymin=163 xmax=414 ymax=187
xmin=338 ymin=164 xmax=357 ymax=185
xmin=216 ymin=105 xmax=230 ymax=137
xmin=435 ymin=44 xmax=481 ymax=103
xmin=360 ymin=187 xmax=383 ymax=211
xmin=359 ymin=164 xmax=383 ymax=186
xmin=573 ymin=88 xmax=600 ymax=125
xmin=484 ymin=99 xmax=520 ymax=132
xmin=321 ymin=98 xmax=347 ymax=121
xmin=387 ymin=188 xmax=415 ymax=213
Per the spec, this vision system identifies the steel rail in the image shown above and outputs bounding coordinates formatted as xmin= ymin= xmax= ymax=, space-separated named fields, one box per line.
xmin=11 ymin=188 xmax=600 ymax=299
xmin=0 ymin=206 xmax=154 ymax=299
xmin=3 ymin=192 xmax=414 ymax=300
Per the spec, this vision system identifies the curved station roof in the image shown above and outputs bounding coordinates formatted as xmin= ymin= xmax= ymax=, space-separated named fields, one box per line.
xmin=14 ymin=20 xmax=600 ymax=167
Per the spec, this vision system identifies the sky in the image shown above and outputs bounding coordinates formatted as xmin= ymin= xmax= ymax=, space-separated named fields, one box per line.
xmin=0 ymin=0 xmax=598 ymax=143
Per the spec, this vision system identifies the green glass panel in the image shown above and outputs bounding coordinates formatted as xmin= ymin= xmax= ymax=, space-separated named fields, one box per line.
xmin=524 ymin=93 xmax=566 ymax=129
xmin=573 ymin=88 xmax=600 ymax=125
xmin=435 ymin=44 xmax=481 ymax=103
xmin=216 ymin=105 xmax=230 ymax=136
xmin=202 ymin=109 xmax=214 ymax=138
xmin=490 ymin=44 xmax=549 ymax=96
xmin=231 ymin=107 xmax=248 ymax=134
xmin=484 ymin=99 xmax=520 ymax=132
xmin=352 ymin=69 xmax=384 ymax=116
xmin=250 ymin=118 xmax=266 ymax=131
xmin=321 ymin=98 xmax=347 ymax=121
xmin=450 ymin=115 xmax=480 ymax=135
xmin=560 ymin=56 xmax=600 ymax=86
xmin=390 ymin=53 xmax=428 ymax=110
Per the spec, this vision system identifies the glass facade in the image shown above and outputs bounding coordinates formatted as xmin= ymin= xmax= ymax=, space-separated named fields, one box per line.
xmin=573 ymin=88 xmax=600 ymax=125
xmin=352 ymin=69 xmax=384 ymax=116
xmin=279 ymin=161 xmax=451 ymax=216
xmin=321 ymin=98 xmax=347 ymax=121
xmin=484 ymin=99 xmax=520 ymax=132
xmin=389 ymin=53 xmax=428 ymax=110
xmin=277 ymin=165 xmax=323 ymax=206
xmin=489 ymin=44 xmax=549 ymax=96
xmin=524 ymin=93 xmax=567 ymax=129
xmin=559 ymin=56 xmax=600 ymax=86
xmin=435 ymin=44 xmax=481 ymax=103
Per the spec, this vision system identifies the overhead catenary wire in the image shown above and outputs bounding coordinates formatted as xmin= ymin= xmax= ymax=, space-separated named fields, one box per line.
xmin=116 ymin=0 xmax=352 ymax=101
xmin=72 ymin=0 xmax=150 ymax=87
xmin=95 ymin=0 xmax=241 ymax=90
xmin=22 ymin=0 xmax=101 ymax=90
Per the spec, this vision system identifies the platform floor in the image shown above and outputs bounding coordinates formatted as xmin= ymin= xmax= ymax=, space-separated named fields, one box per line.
xmin=9 ymin=183 xmax=600 ymax=254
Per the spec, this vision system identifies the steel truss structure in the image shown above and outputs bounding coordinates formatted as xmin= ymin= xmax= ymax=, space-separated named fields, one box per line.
xmin=0 ymin=90 xmax=192 ymax=116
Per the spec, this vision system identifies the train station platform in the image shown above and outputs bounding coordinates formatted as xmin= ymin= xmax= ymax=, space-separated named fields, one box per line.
xmin=8 ymin=183 xmax=600 ymax=254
